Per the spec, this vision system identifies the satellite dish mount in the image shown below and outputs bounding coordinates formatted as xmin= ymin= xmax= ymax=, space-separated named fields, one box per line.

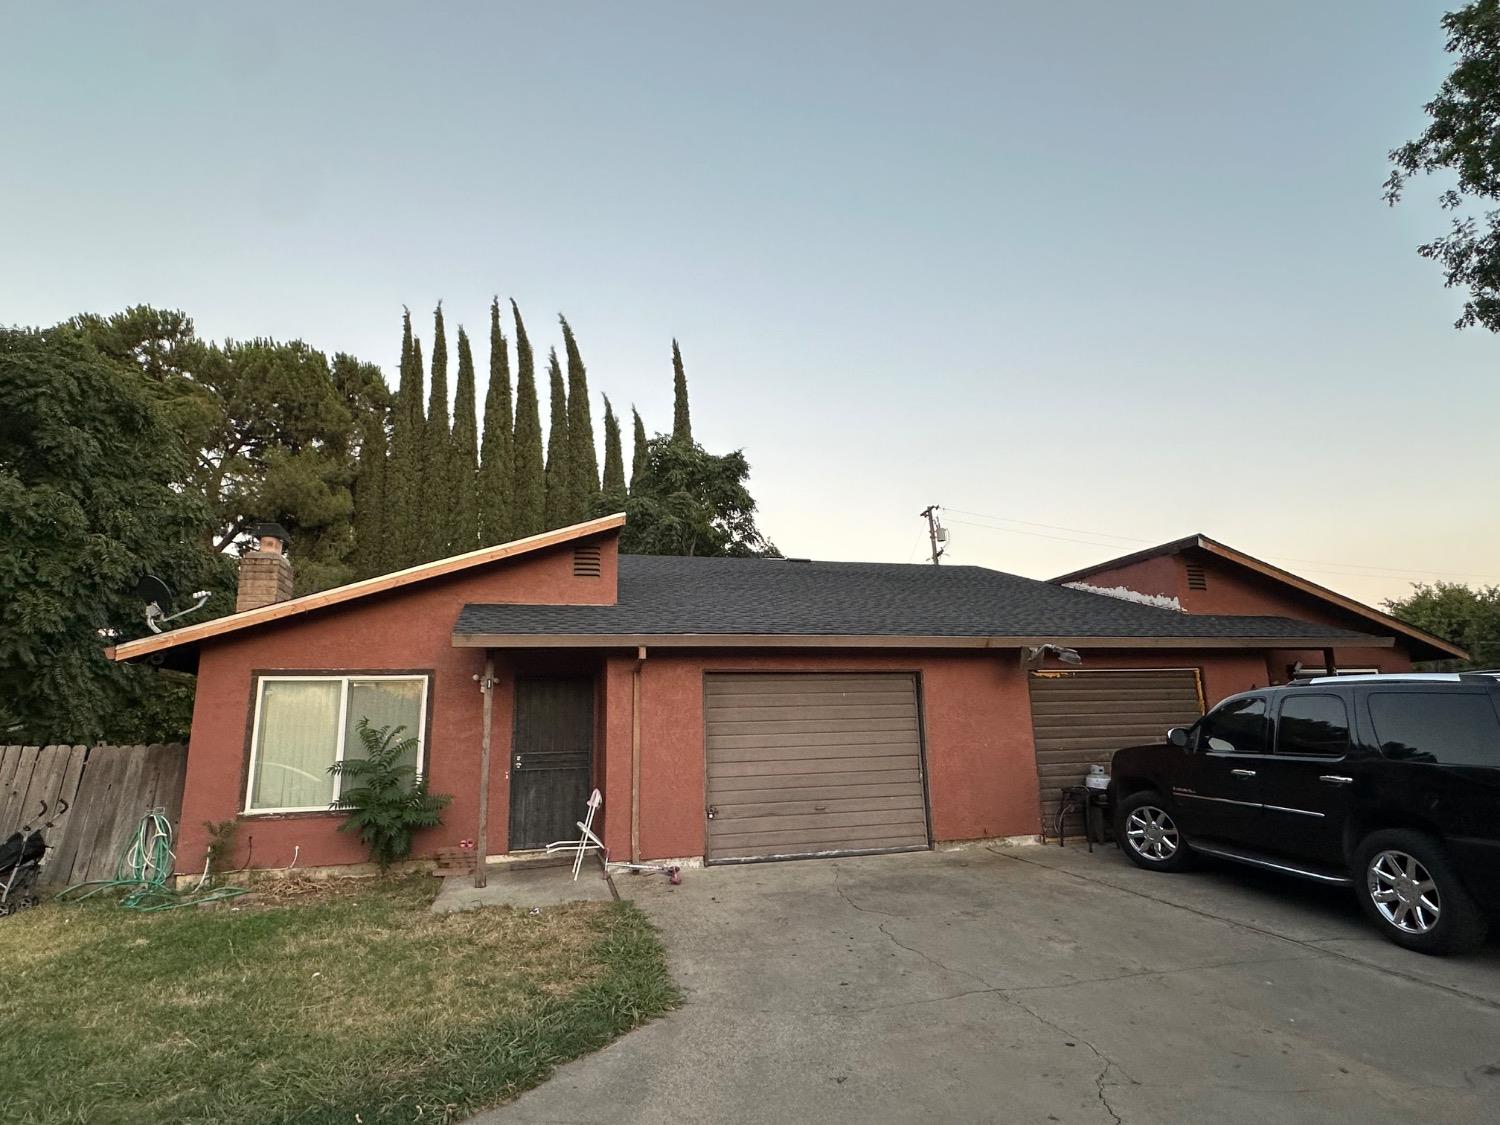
xmin=134 ymin=575 xmax=211 ymax=634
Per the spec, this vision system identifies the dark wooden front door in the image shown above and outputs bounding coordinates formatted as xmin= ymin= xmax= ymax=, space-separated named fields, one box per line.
xmin=509 ymin=676 xmax=595 ymax=851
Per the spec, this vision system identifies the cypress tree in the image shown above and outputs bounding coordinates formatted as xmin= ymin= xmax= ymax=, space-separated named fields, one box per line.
xmin=671 ymin=338 xmax=692 ymax=443
xmin=478 ymin=297 xmax=515 ymax=545
xmin=542 ymin=347 xmax=571 ymax=529
xmin=601 ymin=394 xmax=625 ymax=503
xmin=422 ymin=304 xmax=451 ymax=559
xmin=630 ymin=406 xmax=648 ymax=490
xmin=352 ymin=405 xmax=389 ymax=578
xmin=449 ymin=325 xmax=480 ymax=553
xmin=560 ymin=315 xmax=599 ymax=522
xmin=388 ymin=309 xmax=425 ymax=568
xmin=509 ymin=300 xmax=546 ymax=537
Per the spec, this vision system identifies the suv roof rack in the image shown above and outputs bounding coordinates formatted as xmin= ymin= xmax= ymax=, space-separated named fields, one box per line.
xmin=1287 ymin=672 xmax=1498 ymax=687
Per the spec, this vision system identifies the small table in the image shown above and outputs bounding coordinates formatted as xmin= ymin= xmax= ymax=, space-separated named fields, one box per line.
xmin=1056 ymin=784 xmax=1111 ymax=851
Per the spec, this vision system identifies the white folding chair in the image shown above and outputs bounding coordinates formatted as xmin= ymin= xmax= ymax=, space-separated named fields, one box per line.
xmin=545 ymin=789 xmax=605 ymax=881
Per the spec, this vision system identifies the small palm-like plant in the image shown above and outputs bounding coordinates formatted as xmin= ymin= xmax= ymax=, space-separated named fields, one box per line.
xmin=329 ymin=720 xmax=452 ymax=872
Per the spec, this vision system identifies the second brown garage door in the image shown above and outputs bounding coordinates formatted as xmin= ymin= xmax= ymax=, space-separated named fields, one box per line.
xmin=704 ymin=673 xmax=930 ymax=863
xmin=1029 ymin=669 xmax=1204 ymax=835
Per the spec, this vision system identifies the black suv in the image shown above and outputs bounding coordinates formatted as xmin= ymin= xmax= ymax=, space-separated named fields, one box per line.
xmin=1109 ymin=674 xmax=1500 ymax=954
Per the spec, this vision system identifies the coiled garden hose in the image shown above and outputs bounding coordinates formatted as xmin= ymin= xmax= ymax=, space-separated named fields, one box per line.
xmin=56 ymin=809 xmax=248 ymax=911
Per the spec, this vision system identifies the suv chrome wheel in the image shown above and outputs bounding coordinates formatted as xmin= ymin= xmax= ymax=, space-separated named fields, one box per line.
xmin=1367 ymin=850 xmax=1440 ymax=935
xmin=1125 ymin=805 xmax=1180 ymax=862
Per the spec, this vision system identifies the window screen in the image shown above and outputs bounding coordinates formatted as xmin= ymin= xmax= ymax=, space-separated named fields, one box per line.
xmin=248 ymin=676 xmax=427 ymax=812
xmin=250 ymin=680 xmax=341 ymax=811
xmin=1368 ymin=692 xmax=1500 ymax=768
xmin=1276 ymin=694 xmax=1349 ymax=758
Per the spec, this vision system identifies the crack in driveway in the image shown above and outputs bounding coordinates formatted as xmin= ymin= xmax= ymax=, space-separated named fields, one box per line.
xmin=990 ymin=847 xmax=1500 ymax=1013
xmin=834 ymin=862 xmax=1131 ymax=1123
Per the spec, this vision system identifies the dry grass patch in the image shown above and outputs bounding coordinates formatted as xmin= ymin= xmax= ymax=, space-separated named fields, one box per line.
xmin=0 ymin=874 xmax=677 ymax=1124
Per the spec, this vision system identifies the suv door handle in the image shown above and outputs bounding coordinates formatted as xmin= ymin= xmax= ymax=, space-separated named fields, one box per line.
xmin=1230 ymin=768 xmax=1256 ymax=777
xmin=1319 ymin=775 xmax=1353 ymax=785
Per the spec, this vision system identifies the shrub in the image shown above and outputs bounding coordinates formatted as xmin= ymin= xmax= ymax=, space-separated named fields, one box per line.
xmin=329 ymin=720 xmax=452 ymax=871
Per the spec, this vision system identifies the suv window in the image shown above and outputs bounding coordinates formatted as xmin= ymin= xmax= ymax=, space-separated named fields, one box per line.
xmin=1197 ymin=696 xmax=1268 ymax=755
xmin=1275 ymin=693 xmax=1349 ymax=758
xmin=1368 ymin=692 xmax=1500 ymax=767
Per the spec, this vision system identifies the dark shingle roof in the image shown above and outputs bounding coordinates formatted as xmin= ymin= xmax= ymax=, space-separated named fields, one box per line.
xmin=454 ymin=556 xmax=1380 ymax=644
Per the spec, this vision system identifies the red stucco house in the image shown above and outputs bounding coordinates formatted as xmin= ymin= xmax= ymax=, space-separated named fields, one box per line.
xmin=107 ymin=516 xmax=1466 ymax=875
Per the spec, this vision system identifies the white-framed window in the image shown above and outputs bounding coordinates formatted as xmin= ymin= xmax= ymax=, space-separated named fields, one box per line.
xmin=244 ymin=674 xmax=429 ymax=814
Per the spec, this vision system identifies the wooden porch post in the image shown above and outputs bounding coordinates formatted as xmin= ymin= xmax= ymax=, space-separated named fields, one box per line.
xmin=631 ymin=647 xmax=645 ymax=863
xmin=474 ymin=652 xmax=495 ymax=889
xmin=1323 ymin=647 xmax=1337 ymax=677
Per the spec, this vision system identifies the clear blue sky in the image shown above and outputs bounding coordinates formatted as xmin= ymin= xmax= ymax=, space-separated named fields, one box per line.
xmin=4 ymin=1 xmax=1496 ymax=605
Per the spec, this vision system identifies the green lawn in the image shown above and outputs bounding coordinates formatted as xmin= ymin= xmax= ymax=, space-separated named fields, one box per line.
xmin=0 ymin=875 xmax=678 ymax=1124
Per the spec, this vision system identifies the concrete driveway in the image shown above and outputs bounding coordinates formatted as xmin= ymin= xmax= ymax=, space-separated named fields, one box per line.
xmin=480 ymin=842 xmax=1500 ymax=1124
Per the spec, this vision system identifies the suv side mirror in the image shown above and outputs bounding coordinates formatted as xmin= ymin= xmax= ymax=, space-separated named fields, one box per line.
xmin=1166 ymin=726 xmax=1191 ymax=749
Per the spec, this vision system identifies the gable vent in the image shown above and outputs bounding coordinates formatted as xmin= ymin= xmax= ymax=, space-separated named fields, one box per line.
xmin=1185 ymin=562 xmax=1208 ymax=591
xmin=573 ymin=544 xmax=602 ymax=578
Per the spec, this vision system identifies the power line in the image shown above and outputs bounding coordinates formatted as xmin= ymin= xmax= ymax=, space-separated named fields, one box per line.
xmin=945 ymin=518 xmax=1139 ymax=552
xmin=942 ymin=508 xmax=1148 ymax=545
xmin=943 ymin=507 xmax=1500 ymax=584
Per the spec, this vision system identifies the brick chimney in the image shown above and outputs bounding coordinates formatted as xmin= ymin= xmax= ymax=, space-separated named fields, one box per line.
xmin=236 ymin=522 xmax=294 ymax=613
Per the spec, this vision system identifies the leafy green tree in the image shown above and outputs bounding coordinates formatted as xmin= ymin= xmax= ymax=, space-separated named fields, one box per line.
xmin=329 ymin=719 xmax=452 ymax=872
xmin=601 ymin=394 xmax=626 ymax=503
xmin=616 ymin=435 xmax=777 ymax=557
xmin=1387 ymin=1 xmax=1500 ymax=331
xmin=387 ymin=310 xmax=425 ymax=569
xmin=560 ymin=316 xmax=599 ymax=521
xmin=75 ymin=308 xmax=381 ymax=595
xmin=542 ymin=348 xmax=571 ymax=529
xmin=0 ymin=325 xmax=221 ymax=743
xmin=671 ymin=338 xmax=692 ymax=443
xmin=510 ymin=301 xmax=546 ymax=537
xmin=631 ymin=407 xmax=648 ymax=490
xmin=422 ymin=305 xmax=451 ymax=559
xmin=1385 ymin=582 xmax=1500 ymax=669
xmin=448 ymin=326 xmax=481 ymax=554
xmin=478 ymin=298 xmax=514 ymax=546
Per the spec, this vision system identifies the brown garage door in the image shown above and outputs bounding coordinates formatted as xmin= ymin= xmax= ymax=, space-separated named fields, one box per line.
xmin=1029 ymin=669 xmax=1204 ymax=835
xmin=704 ymin=673 xmax=930 ymax=863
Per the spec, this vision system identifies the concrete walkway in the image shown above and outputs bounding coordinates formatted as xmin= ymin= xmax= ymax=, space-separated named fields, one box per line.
xmin=475 ymin=843 xmax=1500 ymax=1124
xmin=430 ymin=860 xmax=614 ymax=913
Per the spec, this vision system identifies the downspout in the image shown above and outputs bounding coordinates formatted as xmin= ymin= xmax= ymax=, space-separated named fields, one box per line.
xmin=474 ymin=652 xmax=495 ymax=888
xmin=632 ymin=645 xmax=646 ymax=864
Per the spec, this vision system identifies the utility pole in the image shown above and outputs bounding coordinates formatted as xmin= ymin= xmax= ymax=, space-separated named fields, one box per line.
xmin=920 ymin=505 xmax=946 ymax=565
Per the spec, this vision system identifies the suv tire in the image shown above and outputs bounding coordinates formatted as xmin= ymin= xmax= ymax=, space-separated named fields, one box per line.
xmin=1353 ymin=829 xmax=1488 ymax=955
xmin=1115 ymin=790 xmax=1193 ymax=873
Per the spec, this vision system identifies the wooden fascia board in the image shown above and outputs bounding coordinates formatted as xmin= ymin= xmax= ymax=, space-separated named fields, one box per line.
xmin=108 ymin=514 xmax=626 ymax=663
xmin=1194 ymin=539 xmax=1470 ymax=660
xmin=451 ymin=632 xmax=1393 ymax=651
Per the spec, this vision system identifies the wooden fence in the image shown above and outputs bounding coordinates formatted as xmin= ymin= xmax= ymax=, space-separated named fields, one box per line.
xmin=0 ymin=743 xmax=188 ymax=888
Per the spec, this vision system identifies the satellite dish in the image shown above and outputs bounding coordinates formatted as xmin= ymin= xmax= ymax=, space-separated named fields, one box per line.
xmin=133 ymin=574 xmax=175 ymax=614
xmin=131 ymin=574 xmax=212 ymax=634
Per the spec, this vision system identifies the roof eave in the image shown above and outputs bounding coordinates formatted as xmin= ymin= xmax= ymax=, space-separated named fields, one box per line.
xmin=451 ymin=631 xmax=1393 ymax=650
xmin=1051 ymin=534 xmax=1469 ymax=662
xmin=108 ymin=514 xmax=626 ymax=664
xmin=1048 ymin=535 xmax=1204 ymax=585
xmin=1189 ymin=538 xmax=1470 ymax=661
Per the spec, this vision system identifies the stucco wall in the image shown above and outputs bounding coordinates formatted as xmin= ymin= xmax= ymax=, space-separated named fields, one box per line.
xmin=176 ymin=537 xmax=615 ymax=875
xmin=175 ymin=528 xmax=1410 ymax=873
xmin=1062 ymin=549 xmax=1412 ymax=674
xmin=608 ymin=649 xmax=1042 ymax=861
xmin=1066 ymin=555 xmax=1182 ymax=600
